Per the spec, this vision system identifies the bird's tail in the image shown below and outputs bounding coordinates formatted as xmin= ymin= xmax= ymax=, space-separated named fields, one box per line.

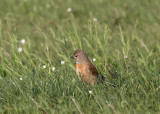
xmin=105 ymin=81 xmax=116 ymax=88
xmin=98 ymin=74 xmax=116 ymax=87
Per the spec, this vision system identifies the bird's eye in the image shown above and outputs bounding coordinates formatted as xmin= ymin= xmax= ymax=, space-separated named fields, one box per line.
xmin=75 ymin=55 xmax=78 ymax=57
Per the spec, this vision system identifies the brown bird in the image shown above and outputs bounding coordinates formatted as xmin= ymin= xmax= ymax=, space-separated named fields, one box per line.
xmin=71 ymin=49 xmax=116 ymax=87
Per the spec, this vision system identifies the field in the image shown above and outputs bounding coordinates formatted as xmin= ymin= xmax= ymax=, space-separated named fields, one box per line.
xmin=0 ymin=0 xmax=160 ymax=113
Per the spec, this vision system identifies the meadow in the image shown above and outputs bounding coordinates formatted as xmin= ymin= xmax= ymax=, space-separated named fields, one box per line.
xmin=0 ymin=0 xmax=160 ymax=113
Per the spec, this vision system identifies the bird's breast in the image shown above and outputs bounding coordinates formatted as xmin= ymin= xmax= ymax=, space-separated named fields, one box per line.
xmin=75 ymin=64 xmax=86 ymax=76
xmin=75 ymin=64 xmax=81 ymax=76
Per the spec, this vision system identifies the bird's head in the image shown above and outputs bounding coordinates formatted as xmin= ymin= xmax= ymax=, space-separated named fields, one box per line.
xmin=71 ymin=49 xmax=89 ymax=64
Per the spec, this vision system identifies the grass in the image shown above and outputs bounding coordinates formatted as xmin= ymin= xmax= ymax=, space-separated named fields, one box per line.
xmin=0 ymin=0 xmax=160 ymax=113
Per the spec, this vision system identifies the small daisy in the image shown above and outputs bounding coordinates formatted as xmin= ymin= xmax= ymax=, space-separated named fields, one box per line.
xmin=52 ymin=67 xmax=55 ymax=71
xmin=124 ymin=55 xmax=128 ymax=59
xmin=20 ymin=77 xmax=23 ymax=80
xmin=89 ymin=90 xmax=93 ymax=94
xmin=67 ymin=8 xmax=72 ymax=12
xmin=42 ymin=65 xmax=46 ymax=69
xmin=93 ymin=17 xmax=97 ymax=22
xmin=18 ymin=47 xmax=23 ymax=52
xmin=61 ymin=61 xmax=65 ymax=64
xmin=21 ymin=39 xmax=26 ymax=44
xmin=93 ymin=58 xmax=96 ymax=62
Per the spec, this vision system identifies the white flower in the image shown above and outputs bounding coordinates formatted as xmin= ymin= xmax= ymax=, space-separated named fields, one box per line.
xmin=21 ymin=39 xmax=26 ymax=44
xmin=124 ymin=55 xmax=128 ymax=59
xmin=18 ymin=47 xmax=23 ymax=52
xmin=89 ymin=90 xmax=93 ymax=94
xmin=43 ymin=65 xmax=46 ymax=69
xmin=61 ymin=61 xmax=65 ymax=64
xmin=93 ymin=17 xmax=97 ymax=22
xmin=20 ymin=78 xmax=23 ymax=80
xmin=67 ymin=8 xmax=72 ymax=12
xmin=52 ymin=67 xmax=55 ymax=71
xmin=93 ymin=58 xmax=96 ymax=62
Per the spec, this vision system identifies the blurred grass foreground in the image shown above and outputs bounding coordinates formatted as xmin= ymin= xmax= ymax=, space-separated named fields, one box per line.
xmin=0 ymin=0 xmax=160 ymax=113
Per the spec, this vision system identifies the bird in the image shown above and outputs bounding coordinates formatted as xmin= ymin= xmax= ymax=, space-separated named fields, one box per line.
xmin=71 ymin=49 xmax=116 ymax=87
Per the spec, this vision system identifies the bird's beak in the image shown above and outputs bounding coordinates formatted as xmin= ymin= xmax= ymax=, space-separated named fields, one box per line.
xmin=70 ymin=55 xmax=74 ymax=59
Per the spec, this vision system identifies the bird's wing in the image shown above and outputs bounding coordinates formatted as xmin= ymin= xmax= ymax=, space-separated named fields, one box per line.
xmin=88 ymin=63 xmax=99 ymax=76
xmin=88 ymin=63 xmax=105 ymax=82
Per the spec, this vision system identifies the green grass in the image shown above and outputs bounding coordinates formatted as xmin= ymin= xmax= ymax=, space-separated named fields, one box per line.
xmin=0 ymin=0 xmax=160 ymax=113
